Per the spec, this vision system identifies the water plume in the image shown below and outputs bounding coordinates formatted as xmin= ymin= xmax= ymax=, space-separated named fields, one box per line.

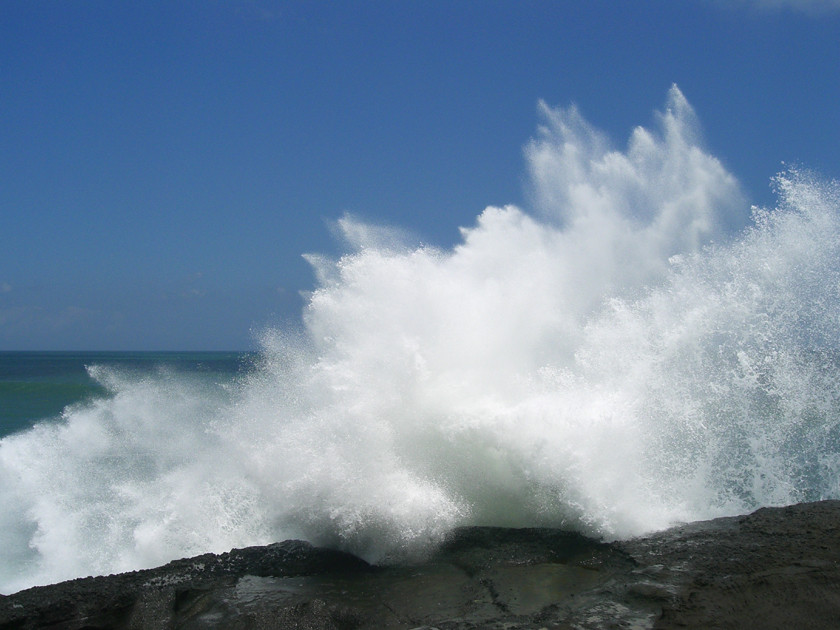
xmin=1 ymin=86 xmax=839 ymax=593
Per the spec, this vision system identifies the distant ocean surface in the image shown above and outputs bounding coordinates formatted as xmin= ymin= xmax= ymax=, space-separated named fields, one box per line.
xmin=0 ymin=352 xmax=252 ymax=438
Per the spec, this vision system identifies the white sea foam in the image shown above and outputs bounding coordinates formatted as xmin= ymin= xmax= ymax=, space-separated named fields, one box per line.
xmin=2 ymin=86 xmax=839 ymax=593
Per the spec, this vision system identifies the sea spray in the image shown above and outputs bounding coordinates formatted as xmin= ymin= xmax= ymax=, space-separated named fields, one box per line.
xmin=2 ymin=86 xmax=840 ymax=593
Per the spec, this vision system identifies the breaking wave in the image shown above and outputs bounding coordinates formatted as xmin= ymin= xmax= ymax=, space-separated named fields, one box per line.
xmin=2 ymin=85 xmax=839 ymax=593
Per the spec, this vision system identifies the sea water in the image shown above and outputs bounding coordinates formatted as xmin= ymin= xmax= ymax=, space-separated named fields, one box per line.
xmin=0 ymin=352 xmax=249 ymax=437
xmin=1 ymin=85 xmax=839 ymax=594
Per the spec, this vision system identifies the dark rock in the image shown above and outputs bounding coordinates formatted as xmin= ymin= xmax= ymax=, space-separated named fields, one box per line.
xmin=0 ymin=540 xmax=372 ymax=630
xmin=622 ymin=501 xmax=840 ymax=629
xmin=3 ymin=501 xmax=840 ymax=629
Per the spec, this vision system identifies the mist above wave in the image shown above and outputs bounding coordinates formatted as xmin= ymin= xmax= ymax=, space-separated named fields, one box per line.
xmin=1 ymin=86 xmax=839 ymax=594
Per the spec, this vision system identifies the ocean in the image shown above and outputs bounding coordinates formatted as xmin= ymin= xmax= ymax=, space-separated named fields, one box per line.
xmin=1 ymin=86 xmax=839 ymax=595
xmin=0 ymin=352 xmax=251 ymax=439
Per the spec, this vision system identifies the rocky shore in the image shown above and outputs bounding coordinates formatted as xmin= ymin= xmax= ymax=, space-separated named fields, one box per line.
xmin=2 ymin=500 xmax=839 ymax=629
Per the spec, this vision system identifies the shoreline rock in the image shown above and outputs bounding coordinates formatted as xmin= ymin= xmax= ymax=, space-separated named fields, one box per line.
xmin=2 ymin=500 xmax=840 ymax=629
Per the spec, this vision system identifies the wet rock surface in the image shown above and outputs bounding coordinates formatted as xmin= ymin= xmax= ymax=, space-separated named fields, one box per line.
xmin=2 ymin=501 xmax=839 ymax=629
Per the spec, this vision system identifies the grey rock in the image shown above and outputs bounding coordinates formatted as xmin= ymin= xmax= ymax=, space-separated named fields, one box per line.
xmin=3 ymin=501 xmax=840 ymax=629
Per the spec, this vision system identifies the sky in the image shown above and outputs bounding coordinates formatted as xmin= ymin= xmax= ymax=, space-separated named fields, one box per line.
xmin=1 ymin=0 xmax=839 ymax=351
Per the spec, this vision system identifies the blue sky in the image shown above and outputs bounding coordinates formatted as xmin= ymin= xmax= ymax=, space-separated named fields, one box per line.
xmin=2 ymin=0 xmax=839 ymax=350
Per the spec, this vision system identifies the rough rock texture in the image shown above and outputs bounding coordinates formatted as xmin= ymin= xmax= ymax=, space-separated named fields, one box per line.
xmin=2 ymin=501 xmax=839 ymax=629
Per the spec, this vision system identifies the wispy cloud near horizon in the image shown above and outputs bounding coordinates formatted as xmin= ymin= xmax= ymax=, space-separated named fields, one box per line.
xmin=726 ymin=0 xmax=840 ymax=13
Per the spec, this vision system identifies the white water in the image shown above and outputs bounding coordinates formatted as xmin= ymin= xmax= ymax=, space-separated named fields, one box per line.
xmin=2 ymin=86 xmax=840 ymax=593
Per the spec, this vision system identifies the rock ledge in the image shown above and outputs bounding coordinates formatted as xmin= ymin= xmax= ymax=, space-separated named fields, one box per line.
xmin=3 ymin=501 xmax=840 ymax=629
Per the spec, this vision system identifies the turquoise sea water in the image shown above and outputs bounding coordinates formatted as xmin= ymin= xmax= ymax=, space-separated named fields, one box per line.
xmin=0 ymin=352 xmax=251 ymax=438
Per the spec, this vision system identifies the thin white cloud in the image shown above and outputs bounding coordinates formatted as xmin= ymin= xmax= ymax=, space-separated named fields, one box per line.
xmin=0 ymin=306 xmax=31 ymax=327
xmin=40 ymin=306 xmax=101 ymax=332
xmin=181 ymin=288 xmax=206 ymax=299
xmin=234 ymin=1 xmax=286 ymax=23
xmin=723 ymin=0 xmax=840 ymax=13
xmin=0 ymin=305 xmax=98 ymax=330
xmin=0 ymin=282 xmax=11 ymax=293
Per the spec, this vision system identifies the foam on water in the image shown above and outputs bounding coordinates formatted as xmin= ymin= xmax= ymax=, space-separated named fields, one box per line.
xmin=2 ymin=86 xmax=839 ymax=593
